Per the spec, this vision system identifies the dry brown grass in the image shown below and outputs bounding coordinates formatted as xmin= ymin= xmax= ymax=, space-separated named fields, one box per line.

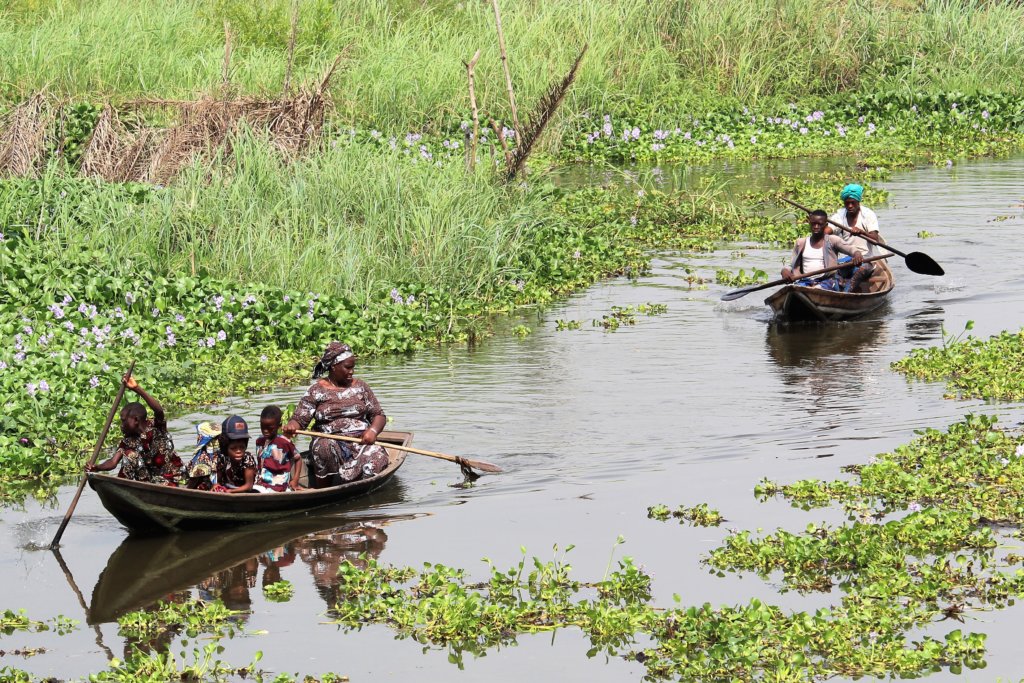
xmin=5 ymin=56 xmax=341 ymax=184
xmin=0 ymin=93 xmax=52 ymax=178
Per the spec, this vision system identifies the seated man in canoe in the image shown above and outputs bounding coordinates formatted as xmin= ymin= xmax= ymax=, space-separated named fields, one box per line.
xmin=87 ymin=374 xmax=182 ymax=484
xmin=781 ymin=210 xmax=863 ymax=290
xmin=828 ymin=183 xmax=884 ymax=292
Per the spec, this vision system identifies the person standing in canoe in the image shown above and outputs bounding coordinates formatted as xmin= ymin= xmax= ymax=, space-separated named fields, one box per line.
xmin=829 ymin=183 xmax=885 ymax=292
xmin=782 ymin=210 xmax=863 ymax=288
xmin=87 ymin=374 xmax=181 ymax=484
xmin=282 ymin=342 xmax=389 ymax=488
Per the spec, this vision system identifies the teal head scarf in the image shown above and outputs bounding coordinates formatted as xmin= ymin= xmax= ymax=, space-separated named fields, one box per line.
xmin=840 ymin=184 xmax=864 ymax=202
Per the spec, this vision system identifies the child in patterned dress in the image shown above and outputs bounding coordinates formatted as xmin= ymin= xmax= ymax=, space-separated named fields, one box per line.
xmin=87 ymin=375 xmax=181 ymax=484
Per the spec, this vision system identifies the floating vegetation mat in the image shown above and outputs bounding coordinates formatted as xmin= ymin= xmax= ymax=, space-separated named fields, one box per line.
xmin=321 ymin=414 xmax=1023 ymax=680
xmin=893 ymin=324 xmax=1024 ymax=401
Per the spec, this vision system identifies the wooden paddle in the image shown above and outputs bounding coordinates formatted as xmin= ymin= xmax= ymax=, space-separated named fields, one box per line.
xmin=295 ymin=429 xmax=503 ymax=474
xmin=720 ymin=254 xmax=892 ymax=301
xmin=782 ymin=197 xmax=944 ymax=276
xmin=50 ymin=360 xmax=136 ymax=549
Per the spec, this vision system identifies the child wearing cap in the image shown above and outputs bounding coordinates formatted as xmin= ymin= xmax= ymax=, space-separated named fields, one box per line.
xmin=213 ymin=415 xmax=258 ymax=494
xmin=253 ymin=405 xmax=303 ymax=492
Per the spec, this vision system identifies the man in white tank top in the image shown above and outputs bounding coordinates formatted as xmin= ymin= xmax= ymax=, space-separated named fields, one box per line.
xmin=781 ymin=210 xmax=863 ymax=286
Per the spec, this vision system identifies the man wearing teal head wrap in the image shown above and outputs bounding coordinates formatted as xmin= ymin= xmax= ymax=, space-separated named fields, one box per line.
xmin=830 ymin=183 xmax=885 ymax=292
xmin=839 ymin=184 xmax=863 ymax=202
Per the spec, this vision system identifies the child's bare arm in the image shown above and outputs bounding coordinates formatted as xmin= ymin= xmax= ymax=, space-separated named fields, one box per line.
xmin=289 ymin=456 xmax=304 ymax=490
xmin=125 ymin=375 xmax=165 ymax=426
xmin=227 ymin=466 xmax=257 ymax=494
xmin=87 ymin=451 xmax=122 ymax=472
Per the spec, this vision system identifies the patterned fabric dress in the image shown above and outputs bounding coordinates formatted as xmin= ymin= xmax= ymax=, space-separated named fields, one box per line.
xmin=291 ymin=378 xmax=389 ymax=484
xmin=217 ymin=451 xmax=259 ymax=490
xmin=116 ymin=415 xmax=181 ymax=485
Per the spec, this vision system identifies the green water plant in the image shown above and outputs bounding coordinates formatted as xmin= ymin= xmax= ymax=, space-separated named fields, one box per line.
xmin=592 ymin=303 xmax=668 ymax=331
xmin=714 ymin=268 xmax=767 ymax=288
xmin=90 ymin=643 xmax=262 ymax=683
xmin=326 ymin=548 xmax=986 ymax=679
xmin=0 ymin=611 xmax=76 ymax=636
xmin=647 ymin=503 xmax=724 ymax=527
xmin=117 ymin=599 xmax=241 ymax=642
xmin=262 ymin=580 xmax=295 ymax=603
xmin=893 ymin=323 xmax=1024 ymax=400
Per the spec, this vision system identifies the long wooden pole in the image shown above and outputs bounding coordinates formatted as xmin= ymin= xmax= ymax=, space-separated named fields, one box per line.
xmin=490 ymin=0 xmax=521 ymax=138
xmin=49 ymin=360 xmax=136 ymax=549
xmin=463 ymin=49 xmax=482 ymax=172
xmin=720 ymin=254 xmax=892 ymax=301
xmin=295 ymin=429 xmax=503 ymax=473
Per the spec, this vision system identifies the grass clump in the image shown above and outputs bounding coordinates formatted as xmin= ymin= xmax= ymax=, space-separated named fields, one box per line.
xmin=893 ymin=323 xmax=1024 ymax=401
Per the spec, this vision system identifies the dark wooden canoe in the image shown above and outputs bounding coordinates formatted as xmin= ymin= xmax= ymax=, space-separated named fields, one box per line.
xmin=86 ymin=431 xmax=412 ymax=534
xmin=765 ymin=260 xmax=895 ymax=323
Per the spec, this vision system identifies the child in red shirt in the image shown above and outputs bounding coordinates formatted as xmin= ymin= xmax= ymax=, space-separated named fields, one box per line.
xmin=253 ymin=405 xmax=303 ymax=492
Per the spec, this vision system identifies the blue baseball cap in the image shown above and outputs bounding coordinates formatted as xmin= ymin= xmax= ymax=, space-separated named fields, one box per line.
xmin=221 ymin=415 xmax=250 ymax=440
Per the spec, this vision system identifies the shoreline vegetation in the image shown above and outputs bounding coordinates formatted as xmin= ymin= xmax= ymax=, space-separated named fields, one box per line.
xmin=3 ymin=1 xmax=1024 ymax=488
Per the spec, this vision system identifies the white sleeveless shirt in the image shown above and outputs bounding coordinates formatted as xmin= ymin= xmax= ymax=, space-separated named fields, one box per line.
xmin=801 ymin=239 xmax=825 ymax=273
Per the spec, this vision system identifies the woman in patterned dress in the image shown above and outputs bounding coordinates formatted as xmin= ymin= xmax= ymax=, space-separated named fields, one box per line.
xmin=283 ymin=342 xmax=389 ymax=488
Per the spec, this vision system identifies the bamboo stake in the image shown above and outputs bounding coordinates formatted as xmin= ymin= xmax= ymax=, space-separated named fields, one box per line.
xmin=283 ymin=0 xmax=300 ymax=94
xmin=222 ymin=21 xmax=233 ymax=94
xmin=489 ymin=118 xmax=512 ymax=169
xmin=490 ymin=0 xmax=521 ymax=138
xmin=462 ymin=49 xmax=481 ymax=172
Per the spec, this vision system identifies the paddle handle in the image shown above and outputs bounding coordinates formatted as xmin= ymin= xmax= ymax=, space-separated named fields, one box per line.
xmin=721 ymin=254 xmax=892 ymax=301
xmin=782 ymin=197 xmax=903 ymax=257
xmin=295 ymin=428 xmax=503 ymax=473
xmin=50 ymin=360 xmax=136 ymax=549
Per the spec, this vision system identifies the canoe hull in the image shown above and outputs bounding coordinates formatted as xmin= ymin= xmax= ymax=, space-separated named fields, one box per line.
xmin=87 ymin=431 xmax=411 ymax=534
xmin=765 ymin=261 xmax=894 ymax=323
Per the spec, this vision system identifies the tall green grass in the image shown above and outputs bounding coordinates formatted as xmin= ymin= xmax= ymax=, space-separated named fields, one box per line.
xmin=10 ymin=134 xmax=545 ymax=301
xmin=4 ymin=0 xmax=1024 ymax=133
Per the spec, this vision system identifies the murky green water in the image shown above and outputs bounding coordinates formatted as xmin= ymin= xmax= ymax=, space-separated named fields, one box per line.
xmin=4 ymin=156 xmax=1024 ymax=681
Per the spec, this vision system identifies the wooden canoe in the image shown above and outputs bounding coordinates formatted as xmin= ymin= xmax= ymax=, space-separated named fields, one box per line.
xmin=86 ymin=431 xmax=412 ymax=534
xmin=765 ymin=260 xmax=895 ymax=323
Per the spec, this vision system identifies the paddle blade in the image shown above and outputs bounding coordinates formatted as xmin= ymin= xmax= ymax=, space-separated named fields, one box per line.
xmin=462 ymin=458 xmax=503 ymax=473
xmin=720 ymin=286 xmax=760 ymax=302
xmin=905 ymin=251 xmax=944 ymax=276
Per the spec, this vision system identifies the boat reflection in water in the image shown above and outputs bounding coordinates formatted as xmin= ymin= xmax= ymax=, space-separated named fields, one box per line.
xmin=765 ymin=318 xmax=891 ymax=411
xmin=89 ymin=481 xmax=419 ymax=625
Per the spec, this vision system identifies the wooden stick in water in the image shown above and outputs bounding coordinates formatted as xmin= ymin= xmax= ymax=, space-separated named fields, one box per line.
xmin=50 ymin=360 xmax=136 ymax=549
